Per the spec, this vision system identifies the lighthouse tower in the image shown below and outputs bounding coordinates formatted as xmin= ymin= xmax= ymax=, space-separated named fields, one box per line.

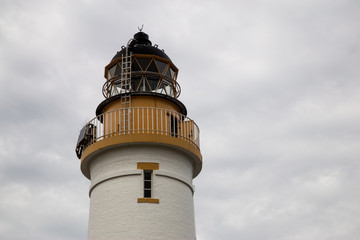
xmin=75 ymin=31 xmax=202 ymax=240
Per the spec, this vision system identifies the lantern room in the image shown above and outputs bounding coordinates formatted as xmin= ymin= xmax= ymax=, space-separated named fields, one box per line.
xmin=102 ymin=31 xmax=180 ymax=99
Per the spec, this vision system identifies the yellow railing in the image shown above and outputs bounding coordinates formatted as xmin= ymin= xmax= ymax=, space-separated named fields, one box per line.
xmin=81 ymin=107 xmax=200 ymax=151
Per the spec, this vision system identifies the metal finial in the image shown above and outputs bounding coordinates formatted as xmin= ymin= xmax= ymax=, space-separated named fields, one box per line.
xmin=138 ymin=24 xmax=144 ymax=32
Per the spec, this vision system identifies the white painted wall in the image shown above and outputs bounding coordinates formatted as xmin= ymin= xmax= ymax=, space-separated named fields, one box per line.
xmin=87 ymin=144 xmax=197 ymax=240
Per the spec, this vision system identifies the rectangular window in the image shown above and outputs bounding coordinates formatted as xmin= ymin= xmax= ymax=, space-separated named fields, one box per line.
xmin=137 ymin=162 xmax=159 ymax=203
xmin=144 ymin=170 xmax=152 ymax=198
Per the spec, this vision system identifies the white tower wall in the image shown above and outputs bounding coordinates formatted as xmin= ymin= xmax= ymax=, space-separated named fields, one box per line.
xmin=87 ymin=144 xmax=197 ymax=240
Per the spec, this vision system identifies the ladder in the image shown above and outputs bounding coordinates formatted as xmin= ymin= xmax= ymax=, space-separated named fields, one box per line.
xmin=120 ymin=43 xmax=132 ymax=133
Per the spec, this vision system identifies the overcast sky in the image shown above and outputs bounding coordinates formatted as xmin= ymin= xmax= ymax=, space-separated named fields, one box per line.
xmin=1 ymin=0 xmax=360 ymax=239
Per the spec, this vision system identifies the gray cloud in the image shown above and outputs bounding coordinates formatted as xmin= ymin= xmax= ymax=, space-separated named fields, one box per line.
xmin=1 ymin=0 xmax=359 ymax=239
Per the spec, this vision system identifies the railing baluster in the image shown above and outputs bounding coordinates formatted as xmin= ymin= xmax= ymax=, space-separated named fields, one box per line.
xmin=142 ymin=108 xmax=144 ymax=134
xmin=186 ymin=120 xmax=189 ymax=142
xmin=177 ymin=113 xmax=180 ymax=138
xmin=97 ymin=118 xmax=99 ymax=141
xmin=180 ymin=114 xmax=183 ymax=139
xmin=165 ymin=110 xmax=167 ymax=136
xmin=152 ymin=108 xmax=154 ymax=134
xmin=97 ymin=117 xmax=99 ymax=141
xmin=160 ymin=109 xmax=163 ymax=135
xmin=106 ymin=112 xmax=108 ymax=138
xmin=146 ymin=108 xmax=149 ymax=133
xmin=122 ymin=109 xmax=124 ymax=135
xmin=132 ymin=107 xmax=134 ymax=134
xmin=98 ymin=116 xmax=100 ymax=140
xmin=156 ymin=108 xmax=158 ymax=134
xmin=137 ymin=108 xmax=139 ymax=133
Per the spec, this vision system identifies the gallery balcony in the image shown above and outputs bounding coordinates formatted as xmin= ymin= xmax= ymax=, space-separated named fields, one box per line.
xmin=76 ymin=107 xmax=201 ymax=173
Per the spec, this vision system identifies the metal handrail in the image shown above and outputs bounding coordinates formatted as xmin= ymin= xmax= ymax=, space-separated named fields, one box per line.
xmin=102 ymin=76 xmax=181 ymax=99
xmin=83 ymin=107 xmax=200 ymax=151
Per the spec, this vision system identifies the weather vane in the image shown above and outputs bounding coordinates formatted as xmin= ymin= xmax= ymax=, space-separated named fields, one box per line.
xmin=138 ymin=24 xmax=144 ymax=32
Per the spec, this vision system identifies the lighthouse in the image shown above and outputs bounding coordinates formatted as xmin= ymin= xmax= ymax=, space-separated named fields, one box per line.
xmin=75 ymin=31 xmax=202 ymax=240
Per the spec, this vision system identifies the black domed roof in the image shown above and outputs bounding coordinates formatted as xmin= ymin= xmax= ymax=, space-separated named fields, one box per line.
xmin=112 ymin=31 xmax=171 ymax=61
